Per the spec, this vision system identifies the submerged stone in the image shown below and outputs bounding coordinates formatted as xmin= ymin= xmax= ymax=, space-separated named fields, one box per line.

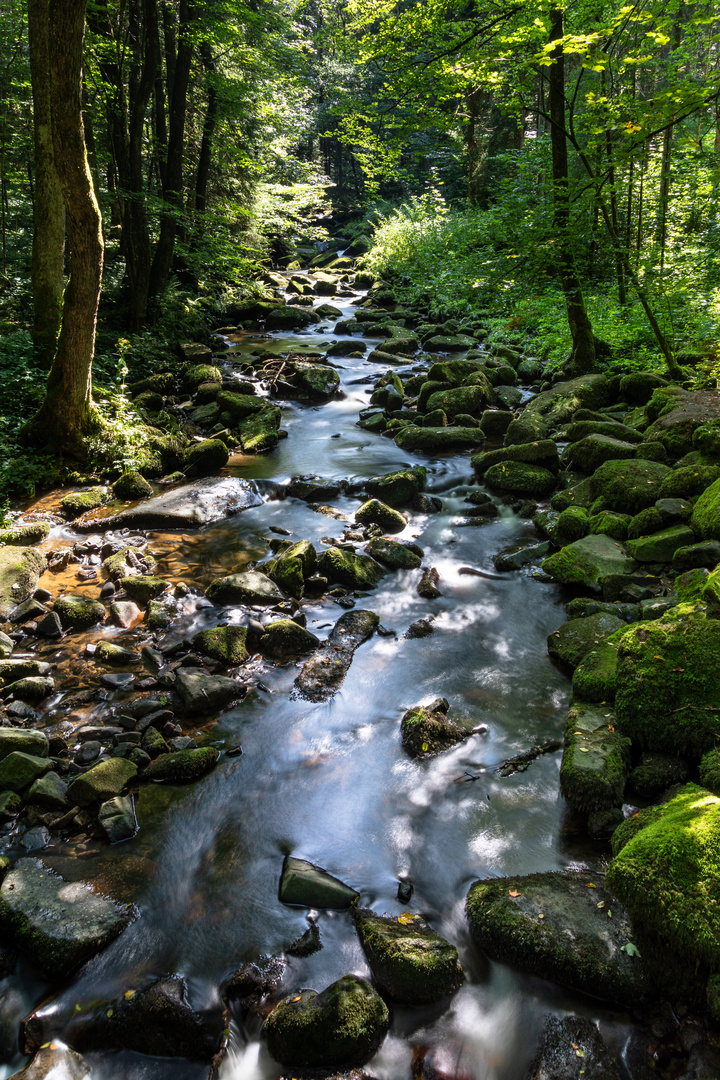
xmin=295 ymin=610 xmax=379 ymax=702
xmin=279 ymin=855 xmax=358 ymax=909
xmin=352 ymin=907 xmax=463 ymax=1004
xmin=0 ymin=858 xmax=132 ymax=976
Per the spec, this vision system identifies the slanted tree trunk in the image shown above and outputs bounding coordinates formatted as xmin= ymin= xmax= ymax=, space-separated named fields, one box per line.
xmin=548 ymin=5 xmax=596 ymax=374
xmin=28 ymin=0 xmax=104 ymax=457
xmin=28 ymin=0 xmax=65 ymax=369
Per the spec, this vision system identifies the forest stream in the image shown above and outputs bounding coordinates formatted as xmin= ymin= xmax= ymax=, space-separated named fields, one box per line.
xmin=0 ymin=273 xmax=702 ymax=1080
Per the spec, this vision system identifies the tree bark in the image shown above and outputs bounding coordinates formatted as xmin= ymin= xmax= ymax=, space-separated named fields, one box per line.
xmin=194 ymin=40 xmax=218 ymax=217
xmin=29 ymin=0 xmax=104 ymax=457
xmin=28 ymin=0 xmax=65 ymax=369
xmin=548 ymin=5 xmax=596 ymax=374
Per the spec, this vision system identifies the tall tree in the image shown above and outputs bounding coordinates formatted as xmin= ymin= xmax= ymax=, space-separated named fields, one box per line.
xmin=27 ymin=0 xmax=65 ymax=368
xmin=27 ymin=0 xmax=104 ymax=456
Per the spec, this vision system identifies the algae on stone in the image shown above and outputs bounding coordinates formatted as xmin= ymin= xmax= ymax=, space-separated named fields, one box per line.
xmin=560 ymin=702 xmax=630 ymax=813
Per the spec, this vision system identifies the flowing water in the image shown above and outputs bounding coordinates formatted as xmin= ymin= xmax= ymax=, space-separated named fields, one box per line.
xmin=2 ymin=283 xmax=636 ymax=1079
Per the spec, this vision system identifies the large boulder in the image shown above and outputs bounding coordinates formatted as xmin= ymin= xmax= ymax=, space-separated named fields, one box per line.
xmin=644 ymin=387 xmax=720 ymax=457
xmin=691 ymin=477 xmax=720 ymax=540
xmin=352 ymin=908 xmax=463 ymax=1004
xmin=589 ymin=459 xmax=672 ymax=515
xmin=394 ymin=426 xmax=486 ymax=453
xmin=560 ymin=702 xmax=630 ymax=814
xmin=0 ymin=548 xmax=46 ymax=619
xmin=0 ymin=859 xmax=131 ymax=976
xmin=542 ymin=535 xmax=637 ymax=590
xmin=425 ymin=383 xmax=491 ymax=418
xmin=263 ymin=975 xmax=388 ymax=1068
xmin=483 ymin=461 xmax=556 ymax=498
xmin=524 ymin=374 xmax=610 ymax=428
xmin=83 ymin=477 xmax=261 ymax=531
xmin=614 ymin=610 xmax=720 ymax=755
xmin=466 ymin=870 xmax=652 ymax=1006
xmin=607 ymin=783 xmax=720 ymax=996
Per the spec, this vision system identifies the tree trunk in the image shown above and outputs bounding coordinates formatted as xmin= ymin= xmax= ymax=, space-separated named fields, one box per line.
xmin=28 ymin=0 xmax=104 ymax=457
xmin=28 ymin=0 xmax=65 ymax=369
xmin=548 ymin=5 xmax=596 ymax=374
xmin=148 ymin=0 xmax=195 ymax=300
xmin=194 ymin=40 xmax=218 ymax=217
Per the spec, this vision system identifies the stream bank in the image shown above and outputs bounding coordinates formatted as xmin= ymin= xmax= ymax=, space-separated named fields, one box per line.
xmin=0 ymin=256 xmax=717 ymax=1080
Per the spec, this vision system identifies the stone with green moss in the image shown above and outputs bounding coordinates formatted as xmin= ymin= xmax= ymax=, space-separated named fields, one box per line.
xmin=0 ymin=521 xmax=50 ymax=546
xmin=0 ymin=752 xmax=51 ymax=793
xmin=28 ymin=769 xmax=69 ymax=810
xmin=548 ymin=612 xmax=623 ymax=673
xmin=560 ymin=702 xmax=630 ymax=813
xmin=147 ymin=598 xmax=177 ymax=630
xmin=0 ymin=658 xmax=50 ymax=685
xmin=183 ymin=439 xmax=229 ymax=478
xmin=365 ymin=467 xmax=426 ymax=508
xmin=472 ymin=440 xmax=560 ymax=477
xmin=111 ymin=471 xmax=153 ymax=501
xmin=216 ymin=389 xmax=266 ymax=420
xmin=0 ymin=729 xmax=48 ymax=761
xmin=365 ymin=538 xmax=421 ymax=570
xmin=466 ymin=870 xmax=650 ymax=1006
xmin=626 ymin=524 xmax=695 ymax=563
xmin=608 ymin=783 xmax=720 ymax=996
xmin=352 ymin=908 xmax=463 ymax=1004
xmin=239 ymin=408 xmax=281 ymax=453
xmin=699 ymin=749 xmax=720 ymax=794
xmin=401 ymin=699 xmax=468 ymax=758
xmin=691 ymin=477 xmax=720 ymax=540
xmin=54 ymin=594 xmax=105 ymax=631
xmin=627 ymin=507 xmax=664 ymax=540
xmin=628 ymin=752 xmax=688 ymax=799
xmin=318 ymin=547 xmax=385 ymax=591
xmin=260 ymin=619 xmax=319 ymax=660
xmin=543 ymin=535 xmax=636 ymax=590
xmin=693 ymin=418 xmax=720 ymax=458
xmin=141 ymin=726 xmax=168 ymax=758
xmin=118 ymin=576 xmax=169 ymax=606
xmin=422 ymin=408 xmax=447 ymax=427
xmin=673 ymin=541 xmax=720 ymax=573
xmin=554 ymin=506 xmax=590 ymax=546
xmin=615 ymin=610 xmax=720 ymax=755
xmin=95 ymin=641 xmax=141 ymax=667
xmin=589 ymin=510 xmax=631 ymax=541
xmin=0 ymin=548 xmax=46 ymax=619
xmin=60 ymin=488 xmax=107 ymax=520
xmin=0 ymin=858 xmax=132 ymax=977
xmin=658 ymin=464 xmax=720 ymax=499
xmin=566 ymin=435 xmax=637 ymax=474
xmin=263 ymin=974 xmax=388 ymax=1068
xmin=551 ymin=476 xmax=595 ymax=512
xmin=183 ymin=363 xmax=221 ymax=392
xmin=207 ymin=570 xmax=285 ymax=606
xmin=292 ymin=362 xmax=340 ymax=398
xmin=192 ymin=625 xmax=248 ymax=665
xmin=4 ymin=675 xmax=54 ymax=702
xmin=0 ymin=791 xmax=21 ymax=820
xmin=66 ymin=758 xmax=137 ymax=806
xmin=425 ymin=383 xmax=490 ymax=419
xmin=572 ymin=640 xmax=619 ymax=702
xmin=394 ymin=425 xmax=486 ymax=454
xmin=673 ymin=566 xmax=709 ymax=604
xmin=589 ymin=459 xmax=672 ymax=516
xmin=143 ymin=747 xmax=218 ymax=783
xmin=484 ymin=461 xmax=556 ymax=498
xmin=355 ymin=499 xmax=407 ymax=534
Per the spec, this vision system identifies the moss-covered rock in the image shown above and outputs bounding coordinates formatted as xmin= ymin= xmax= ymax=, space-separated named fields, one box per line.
xmin=118 ymin=576 xmax=170 ymax=606
xmin=424 ymin=383 xmax=491 ymax=419
xmin=589 ymin=459 xmax=672 ymax=515
xmin=0 ymin=521 xmax=51 ymax=546
xmin=466 ymin=870 xmax=650 ymax=1006
xmin=191 ymin=625 xmax=248 ymax=666
xmin=263 ymin=975 xmax=388 ymax=1068
xmin=564 ymin=420 xmax=643 ymax=445
xmin=318 ymin=547 xmax=385 ymax=590
xmin=699 ymin=749 xmax=720 ymax=794
xmin=548 ymin=612 xmax=623 ymax=673
xmin=355 ymin=499 xmax=406 ymax=534
xmin=239 ymin=407 xmax=282 ymax=453
xmin=60 ymin=488 xmax=107 ymax=519
xmin=111 ymin=471 xmax=153 ymax=501
xmin=607 ymin=783 xmax=720 ymax=996
xmin=672 ymin=541 xmax=720 ymax=572
xmin=560 ymin=702 xmax=630 ymax=813
xmin=554 ymin=506 xmax=590 ymax=546
xmin=644 ymin=387 xmax=720 ymax=457
xmin=614 ymin=610 xmax=720 ymax=755
xmin=260 ymin=619 xmax=319 ymax=659
xmin=484 ymin=461 xmax=556 ymax=498
xmin=0 ymin=547 xmax=46 ymax=619
xmin=183 ymin=363 xmax=221 ymax=392
xmin=572 ymin=641 xmax=619 ymax=702
xmin=143 ymin=747 xmax=219 ymax=783
xmin=183 ymin=439 xmax=229 ymax=478
xmin=0 ymin=729 xmax=48 ymax=761
xmin=352 ymin=908 xmax=463 ymax=1004
xmin=627 ymin=506 xmax=664 ymax=540
xmin=589 ymin=510 xmax=631 ymax=541
xmin=364 ymin=467 xmax=426 ymax=508
xmin=628 ymin=752 xmax=689 ymax=799
xmin=626 ymin=524 xmax=695 ymax=563
xmin=216 ymin=389 xmax=267 ymax=420
xmin=394 ymin=425 xmax=486 ymax=453
xmin=691 ymin=477 xmax=720 ymax=540
xmin=619 ymin=371 xmax=669 ymax=405
xmin=267 ymin=540 xmax=317 ymax=599
xmin=66 ymin=758 xmax=137 ymax=806
xmin=472 ymin=440 xmax=560 ymax=476
xmin=524 ymin=374 xmax=610 ymax=428
xmin=94 ymin=641 xmax=141 ymax=666
xmin=364 ymin=538 xmax=421 ymax=570
xmin=0 ymin=752 xmax=51 ymax=792
xmin=54 ymin=594 xmax=105 ymax=631
xmin=206 ymin=570 xmax=285 ymax=606
xmin=401 ymin=699 xmax=468 ymax=758
xmin=566 ymin=435 xmax=637 ymax=474
xmin=658 ymin=464 xmax=720 ymax=499
xmin=542 ymin=535 xmax=636 ymax=590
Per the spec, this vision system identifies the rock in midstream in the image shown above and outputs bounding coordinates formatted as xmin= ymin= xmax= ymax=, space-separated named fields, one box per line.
xmin=294 ymin=609 xmax=380 ymax=701
xmin=77 ymin=476 xmax=262 ymax=531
